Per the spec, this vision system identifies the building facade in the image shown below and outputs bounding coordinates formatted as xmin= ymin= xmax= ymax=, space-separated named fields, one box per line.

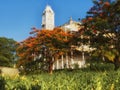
xmin=60 ymin=17 xmax=82 ymax=32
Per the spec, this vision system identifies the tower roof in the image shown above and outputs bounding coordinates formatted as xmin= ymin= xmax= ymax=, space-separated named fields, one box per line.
xmin=60 ymin=17 xmax=82 ymax=32
xmin=43 ymin=5 xmax=54 ymax=14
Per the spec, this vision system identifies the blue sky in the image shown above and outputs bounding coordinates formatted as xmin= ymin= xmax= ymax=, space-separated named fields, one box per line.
xmin=0 ymin=0 xmax=93 ymax=41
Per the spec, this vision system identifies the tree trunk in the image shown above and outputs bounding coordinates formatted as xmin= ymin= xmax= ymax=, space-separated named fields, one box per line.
xmin=48 ymin=61 xmax=53 ymax=74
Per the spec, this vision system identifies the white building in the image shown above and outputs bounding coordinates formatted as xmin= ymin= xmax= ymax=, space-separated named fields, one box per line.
xmin=42 ymin=5 xmax=55 ymax=30
xmin=60 ymin=17 xmax=82 ymax=32
xmin=52 ymin=18 xmax=86 ymax=69
xmin=41 ymin=5 xmax=89 ymax=70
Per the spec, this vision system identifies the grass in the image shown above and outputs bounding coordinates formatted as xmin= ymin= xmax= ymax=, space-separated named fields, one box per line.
xmin=0 ymin=68 xmax=120 ymax=90
xmin=0 ymin=62 xmax=120 ymax=90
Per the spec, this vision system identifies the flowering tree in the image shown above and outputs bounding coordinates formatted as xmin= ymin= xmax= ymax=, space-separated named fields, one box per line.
xmin=82 ymin=0 xmax=120 ymax=70
xmin=17 ymin=27 xmax=72 ymax=74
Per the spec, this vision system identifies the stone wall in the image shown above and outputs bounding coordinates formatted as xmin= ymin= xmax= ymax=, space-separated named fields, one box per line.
xmin=0 ymin=67 xmax=19 ymax=77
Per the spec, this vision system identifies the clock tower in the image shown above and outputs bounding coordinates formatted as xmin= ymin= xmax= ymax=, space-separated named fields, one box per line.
xmin=42 ymin=5 xmax=55 ymax=30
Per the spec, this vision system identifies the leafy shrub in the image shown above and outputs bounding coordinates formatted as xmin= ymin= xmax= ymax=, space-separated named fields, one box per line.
xmin=0 ymin=76 xmax=6 ymax=90
xmin=31 ymin=84 xmax=41 ymax=90
xmin=12 ymin=82 xmax=27 ymax=90
xmin=73 ymin=63 xmax=79 ymax=69
xmin=0 ymin=69 xmax=1 ymax=74
xmin=2 ymin=70 xmax=120 ymax=90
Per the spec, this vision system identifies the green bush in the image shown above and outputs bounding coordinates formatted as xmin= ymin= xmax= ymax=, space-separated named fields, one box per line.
xmin=0 ymin=76 xmax=6 ymax=90
xmin=2 ymin=70 xmax=120 ymax=90
xmin=73 ymin=63 xmax=79 ymax=69
xmin=31 ymin=84 xmax=41 ymax=90
xmin=12 ymin=83 xmax=27 ymax=90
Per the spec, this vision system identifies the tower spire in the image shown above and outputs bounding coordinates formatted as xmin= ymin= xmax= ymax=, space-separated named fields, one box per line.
xmin=46 ymin=0 xmax=50 ymax=6
xmin=48 ymin=0 xmax=50 ymax=4
xmin=42 ymin=4 xmax=55 ymax=30
xmin=69 ymin=17 xmax=73 ymax=24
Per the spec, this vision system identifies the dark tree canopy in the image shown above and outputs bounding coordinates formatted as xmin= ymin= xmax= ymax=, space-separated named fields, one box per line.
xmin=0 ymin=37 xmax=17 ymax=67
xmin=81 ymin=0 xmax=120 ymax=70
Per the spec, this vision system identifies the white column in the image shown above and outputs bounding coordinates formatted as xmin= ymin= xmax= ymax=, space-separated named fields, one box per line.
xmin=56 ymin=60 xmax=59 ymax=70
xmin=71 ymin=50 xmax=74 ymax=69
xmin=52 ymin=64 xmax=55 ymax=70
xmin=82 ymin=52 xmax=85 ymax=66
xmin=82 ymin=52 xmax=85 ymax=61
xmin=66 ymin=53 xmax=69 ymax=68
xmin=61 ymin=55 xmax=64 ymax=69
xmin=52 ymin=57 xmax=55 ymax=70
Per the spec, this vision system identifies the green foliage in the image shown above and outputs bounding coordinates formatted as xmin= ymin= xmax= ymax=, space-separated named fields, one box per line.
xmin=73 ymin=63 xmax=79 ymax=69
xmin=1 ymin=70 xmax=120 ymax=90
xmin=0 ymin=76 xmax=6 ymax=90
xmin=0 ymin=37 xmax=17 ymax=67
xmin=104 ymin=50 xmax=115 ymax=61
xmin=81 ymin=0 xmax=120 ymax=70
xmin=12 ymin=83 xmax=27 ymax=90
xmin=31 ymin=84 xmax=41 ymax=90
